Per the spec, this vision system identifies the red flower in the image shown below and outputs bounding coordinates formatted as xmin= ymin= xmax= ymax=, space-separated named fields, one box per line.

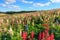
xmin=30 ymin=31 xmax=34 ymax=39
xmin=22 ymin=32 xmax=27 ymax=40
xmin=47 ymin=36 xmax=51 ymax=40
xmin=38 ymin=32 xmax=41 ymax=40
xmin=44 ymin=30 xmax=49 ymax=34
xmin=41 ymin=32 xmax=45 ymax=39
xmin=50 ymin=33 xmax=54 ymax=40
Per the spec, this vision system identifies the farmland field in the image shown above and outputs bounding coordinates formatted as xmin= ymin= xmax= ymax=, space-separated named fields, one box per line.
xmin=0 ymin=9 xmax=60 ymax=40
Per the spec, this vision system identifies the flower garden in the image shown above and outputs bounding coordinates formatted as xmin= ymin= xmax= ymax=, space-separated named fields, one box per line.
xmin=0 ymin=10 xmax=60 ymax=40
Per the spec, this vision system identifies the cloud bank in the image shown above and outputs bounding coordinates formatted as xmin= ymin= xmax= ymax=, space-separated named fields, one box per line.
xmin=50 ymin=0 xmax=60 ymax=3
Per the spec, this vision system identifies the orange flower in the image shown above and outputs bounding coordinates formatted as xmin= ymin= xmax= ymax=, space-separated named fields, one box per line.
xmin=42 ymin=24 xmax=49 ymax=27
xmin=42 ymin=24 xmax=49 ymax=30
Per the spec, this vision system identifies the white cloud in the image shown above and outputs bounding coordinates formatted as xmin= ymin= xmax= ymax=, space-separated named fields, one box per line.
xmin=0 ymin=0 xmax=21 ymax=11
xmin=0 ymin=4 xmax=21 ymax=10
xmin=21 ymin=0 xmax=33 ymax=4
xmin=7 ymin=5 xmax=21 ymax=10
xmin=33 ymin=2 xmax=51 ymax=7
xmin=5 ymin=0 xmax=16 ymax=4
xmin=0 ymin=4 xmax=6 ymax=7
xmin=45 ymin=2 xmax=51 ymax=6
xmin=0 ymin=0 xmax=16 ymax=7
xmin=50 ymin=0 xmax=60 ymax=3
xmin=28 ymin=7 xmax=34 ymax=9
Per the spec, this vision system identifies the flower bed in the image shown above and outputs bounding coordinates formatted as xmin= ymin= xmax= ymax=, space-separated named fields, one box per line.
xmin=0 ymin=12 xmax=60 ymax=40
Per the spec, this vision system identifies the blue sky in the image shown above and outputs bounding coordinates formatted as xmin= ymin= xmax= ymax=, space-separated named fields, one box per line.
xmin=0 ymin=0 xmax=60 ymax=12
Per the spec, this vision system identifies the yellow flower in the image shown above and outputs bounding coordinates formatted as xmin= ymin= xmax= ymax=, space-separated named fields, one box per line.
xmin=20 ymin=29 xmax=22 ymax=36
xmin=8 ymin=27 xmax=13 ymax=36
xmin=32 ymin=20 xmax=34 ymax=26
